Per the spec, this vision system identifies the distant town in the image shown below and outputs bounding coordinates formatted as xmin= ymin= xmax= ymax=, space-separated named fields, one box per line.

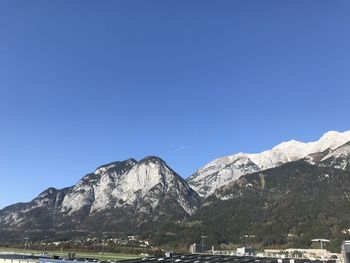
xmin=2 ymin=237 xmax=350 ymax=263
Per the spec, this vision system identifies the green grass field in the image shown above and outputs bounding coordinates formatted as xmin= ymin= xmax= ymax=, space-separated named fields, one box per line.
xmin=0 ymin=247 xmax=141 ymax=261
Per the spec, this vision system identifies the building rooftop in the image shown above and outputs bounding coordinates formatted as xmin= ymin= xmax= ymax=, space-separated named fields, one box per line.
xmin=118 ymin=255 xmax=336 ymax=263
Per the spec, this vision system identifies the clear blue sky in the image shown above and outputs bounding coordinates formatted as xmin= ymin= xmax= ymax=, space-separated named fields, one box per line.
xmin=0 ymin=0 xmax=349 ymax=209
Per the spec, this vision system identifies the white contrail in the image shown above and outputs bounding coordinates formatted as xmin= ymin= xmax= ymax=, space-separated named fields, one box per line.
xmin=173 ymin=145 xmax=187 ymax=153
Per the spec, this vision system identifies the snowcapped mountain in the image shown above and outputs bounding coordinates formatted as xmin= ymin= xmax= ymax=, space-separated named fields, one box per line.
xmin=0 ymin=156 xmax=200 ymax=233
xmin=190 ymin=156 xmax=350 ymax=250
xmin=187 ymin=130 xmax=350 ymax=197
xmin=2 ymin=130 xmax=350 ymax=245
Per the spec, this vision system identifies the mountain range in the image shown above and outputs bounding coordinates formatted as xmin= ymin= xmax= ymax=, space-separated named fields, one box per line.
xmin=1 ymin=130 xmax=350 ymax=251
xmin=188 ymin=130 xmax=350 ymax=197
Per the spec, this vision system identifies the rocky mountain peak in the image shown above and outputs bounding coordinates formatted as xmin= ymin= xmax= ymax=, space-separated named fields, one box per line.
xmin=94 ymin=158 xmax=138 ymax=175
xmin=0 ymin=156 xmax=200 ymax=234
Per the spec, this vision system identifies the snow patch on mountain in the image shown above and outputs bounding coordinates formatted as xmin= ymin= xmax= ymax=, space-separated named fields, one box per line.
xmin=321 ymin=142 xmax=350 ymax=162
xmin=319 ymin=142 xmax=350 ymax=170
xmin=188 ymin=130 xmax=350 ymax=197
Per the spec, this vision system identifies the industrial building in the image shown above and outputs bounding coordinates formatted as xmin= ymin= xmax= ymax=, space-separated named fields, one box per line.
xmin=107 ymin=254 xmax=335 ymax=263
xmin=342 ymin=241 xmax=350 ymax=263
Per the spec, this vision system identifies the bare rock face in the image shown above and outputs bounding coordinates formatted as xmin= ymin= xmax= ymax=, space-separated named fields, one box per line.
xmin=0 ymin=157 xmax=201 ymax=235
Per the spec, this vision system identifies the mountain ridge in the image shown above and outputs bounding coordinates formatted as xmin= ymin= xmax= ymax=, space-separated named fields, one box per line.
xmin=187 ymin=130 xmax=350 ymax=197
xmin=2 ymin=130 xmax=350 ymax=250
xmin=0 ymin=156 xmax=201 ymax=237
